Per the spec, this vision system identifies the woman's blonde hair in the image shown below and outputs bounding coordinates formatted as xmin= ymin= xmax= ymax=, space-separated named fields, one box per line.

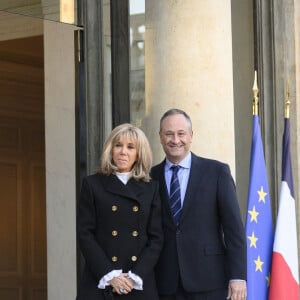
xmin=100 ymin=123 xmax=152 ymax=182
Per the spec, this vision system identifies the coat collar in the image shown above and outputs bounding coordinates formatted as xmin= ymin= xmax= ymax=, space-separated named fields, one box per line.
xmin=102 ymin=173 xmax=145 ymax=203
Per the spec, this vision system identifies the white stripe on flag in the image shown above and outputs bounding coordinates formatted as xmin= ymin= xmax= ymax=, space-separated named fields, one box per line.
xmin=273 ymin=181 xmax=299 ymax=283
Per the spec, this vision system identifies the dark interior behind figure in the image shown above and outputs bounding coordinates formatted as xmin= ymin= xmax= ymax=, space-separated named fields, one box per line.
xmin=77 ymin=123 xmax=163 ymax=300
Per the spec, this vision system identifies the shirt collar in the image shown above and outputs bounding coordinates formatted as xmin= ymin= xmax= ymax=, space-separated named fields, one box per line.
xmin=165 ymin=152 xmax=192 ymax=170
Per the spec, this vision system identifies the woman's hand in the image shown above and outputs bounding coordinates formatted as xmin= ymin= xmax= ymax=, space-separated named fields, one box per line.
xmin=109 ymin=273 xmax=134 ymax=295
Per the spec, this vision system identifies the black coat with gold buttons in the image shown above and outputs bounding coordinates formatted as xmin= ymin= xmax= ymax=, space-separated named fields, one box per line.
xmin=77 ymin=173 xmax=163 ymax=300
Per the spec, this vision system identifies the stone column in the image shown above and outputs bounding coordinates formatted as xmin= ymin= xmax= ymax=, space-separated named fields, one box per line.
xmin=44 ymin=20 xmax=77 ymax=300
xmin=145 ymin=0 xmax=236 ymax=174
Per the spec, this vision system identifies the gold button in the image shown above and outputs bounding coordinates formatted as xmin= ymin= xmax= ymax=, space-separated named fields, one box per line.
xmin=112 ymin=230 xmax=118 ymax=236
xmin=132 ymin=231 xmax=138 ymax=237
xmin=112 ymin=205 xmax=118 ymax=211
xmin=112 ymin=256 xmax=118 ymax=262
xmin=132 ymin=206 xmax=139 ymax=212
xmin=131 ymin=256 xmax=137 ymax=261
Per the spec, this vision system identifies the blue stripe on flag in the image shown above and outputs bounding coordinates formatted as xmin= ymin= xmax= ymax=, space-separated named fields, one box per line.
xmin=281 ymin=118 xmax=294 ymax=197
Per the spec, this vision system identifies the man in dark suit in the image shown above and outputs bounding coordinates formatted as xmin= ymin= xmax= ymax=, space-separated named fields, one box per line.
xmin=151 ymin=109 xmax=247 ymax=300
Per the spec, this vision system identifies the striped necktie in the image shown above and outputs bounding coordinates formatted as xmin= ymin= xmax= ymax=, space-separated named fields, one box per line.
xmin=169 ymin=165 xmax=182 ymax=224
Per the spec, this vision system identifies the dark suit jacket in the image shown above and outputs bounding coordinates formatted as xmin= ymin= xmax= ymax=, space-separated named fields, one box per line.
xmin=77 ymin=173 xmax=163 ymax=300
xmin=151 ymin=153 xmax=246 ymax=295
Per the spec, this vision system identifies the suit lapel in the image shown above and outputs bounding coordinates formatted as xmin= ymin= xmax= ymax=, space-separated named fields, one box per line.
xmin=154 ymin=161 xmax=175 ymax=224
xmin=180 ymin=154 xmax=206 ymax=223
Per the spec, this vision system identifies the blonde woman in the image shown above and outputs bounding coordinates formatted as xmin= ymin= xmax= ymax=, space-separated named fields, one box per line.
xmin=77 ymin=124 xmax=163 ymax=300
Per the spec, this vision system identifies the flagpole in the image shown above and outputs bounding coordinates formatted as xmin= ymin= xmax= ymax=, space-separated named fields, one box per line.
xmin=285 ymin=82 xmax=290 ymax=119
xmin=246 ymin=70 xmax=274 ymax=300
xmin=253 ymin=71 xmax=259 ymax=116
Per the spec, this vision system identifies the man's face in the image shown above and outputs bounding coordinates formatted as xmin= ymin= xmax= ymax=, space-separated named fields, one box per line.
xmin=159 ymin=114 xmax=193 ymax=164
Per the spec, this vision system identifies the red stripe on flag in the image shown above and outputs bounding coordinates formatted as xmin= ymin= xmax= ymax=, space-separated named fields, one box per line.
xmin=269 ymin=252 xmax=299 ymax=300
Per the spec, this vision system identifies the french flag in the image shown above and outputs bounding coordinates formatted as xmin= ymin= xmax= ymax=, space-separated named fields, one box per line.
xmin=269 ymin=118 xmax=299 ymax=299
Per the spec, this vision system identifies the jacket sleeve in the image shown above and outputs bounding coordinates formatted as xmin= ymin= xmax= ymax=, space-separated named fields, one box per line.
xmin=217 ymin=164 xmax=247 ymax=281
xmin=77 ymin=177 xmax=113 ymax=280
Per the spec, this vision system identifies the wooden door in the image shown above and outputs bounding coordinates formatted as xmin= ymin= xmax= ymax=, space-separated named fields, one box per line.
xmin=0 ymin=36 xmax=47 ymax=300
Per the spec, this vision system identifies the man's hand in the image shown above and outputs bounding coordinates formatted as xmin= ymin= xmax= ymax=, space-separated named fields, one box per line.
xmin=227 ymin=280 xmax=247 ymax=300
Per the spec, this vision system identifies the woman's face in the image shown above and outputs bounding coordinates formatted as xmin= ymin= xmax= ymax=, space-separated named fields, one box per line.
xmin=112 ymin=136 xmax=138 ymax=173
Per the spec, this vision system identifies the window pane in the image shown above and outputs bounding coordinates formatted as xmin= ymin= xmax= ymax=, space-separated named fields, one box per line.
xmin=130 ymin=0 xmax=145 ymax=129
xmin=0 ymin=0 xmax=77 ymax=25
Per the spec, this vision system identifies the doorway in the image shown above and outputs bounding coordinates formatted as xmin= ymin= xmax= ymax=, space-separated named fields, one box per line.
xmin=0 ymin=35 xmax=47 ymax=300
